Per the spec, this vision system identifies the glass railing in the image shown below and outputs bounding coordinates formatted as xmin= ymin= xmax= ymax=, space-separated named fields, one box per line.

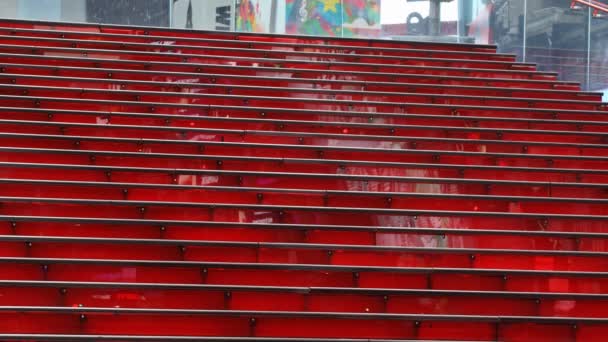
xmin=0 ymin=0 xmax=607 ymax=97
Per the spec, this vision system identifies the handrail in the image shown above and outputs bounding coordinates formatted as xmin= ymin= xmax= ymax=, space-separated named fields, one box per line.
xmin=571 ymin=0 xmax=608 ymax=17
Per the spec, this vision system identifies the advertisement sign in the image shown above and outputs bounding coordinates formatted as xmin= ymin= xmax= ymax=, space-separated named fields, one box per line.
xmin=172 ymin=0 xmax=235 ymax=31
xmin=342 ymin=0 xmax=381 ymax=38
xmin=286 ymin=0 xmax=343 ymax=36
xmin=236 ymin=0 xmax=274 ymax=32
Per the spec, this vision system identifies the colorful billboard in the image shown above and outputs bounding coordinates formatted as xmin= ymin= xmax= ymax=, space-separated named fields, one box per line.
xmin=286 ymin=0 xmax=343 ymax=36
xmin=236 ymin=0 xmax=274 ymax=33
xmin=342 ymin=0 xmax=381 ymax=38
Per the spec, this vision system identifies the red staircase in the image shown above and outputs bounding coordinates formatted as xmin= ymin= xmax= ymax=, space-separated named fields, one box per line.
xmin=0 ymin=18 xmax=607 ymax=341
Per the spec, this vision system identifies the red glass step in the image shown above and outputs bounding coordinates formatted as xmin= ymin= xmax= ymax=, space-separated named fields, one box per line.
xmin=0 ymin=306 xmax=600 ymax=340
xmin=1 ymin=107 xmax=606 ymax=144
xmin=0 ymin=35 xmax=528 ymax=71
xmin=1 ymin=235 xmax=608 ymax=271
xmin=0 ymin=45 xmax=552 ymax=80
xmin=3 ymin=257 xmax=608 ymax=294
xmin=0 ymin=19 xmax=500 ymax=53
xmin=0 ymin=17 xmax=605 ymax=341
xmin=1 ymin=178 xmax=606 ymax=215
xmin=0 ymin=74 xmax=602 ymax=111
xmin=0 ymin=27 xmax=515 ymax=62
xmin=1 ymin=116 xmax=606 ymax=162
xmin=3 ymin=214 xmax=606 ymax=251
xmin=1 ymin=132 xmax=607 ymax=172
xmin=0 ymin=118 xmax=605 ymax=159
xmin=0 ymin=63 xmax=598 ymax=101
xmin=1 ymin=88 xmax=606 ymax=125
xmin=3 ymin=280 xmax=608 ymax=318
xmin=2 ymin=148 xmax=607 ymax=194
xmin=0 ymin=196 xmax=605 ymax=232
xmin=1 ymin=53 xmax=579 ymax=89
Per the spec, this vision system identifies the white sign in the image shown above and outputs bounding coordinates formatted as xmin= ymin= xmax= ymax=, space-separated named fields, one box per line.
xmin=173 ymin=0 xmax=235 ymax=31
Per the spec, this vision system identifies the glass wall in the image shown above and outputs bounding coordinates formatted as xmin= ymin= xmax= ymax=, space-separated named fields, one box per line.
xmin=525 ymin=0 xmax=589 ymax=85
xmin=590 ymin=8 xmax=608 ymax=99
xmin=0 ymin=0 xmax=607 ymax=96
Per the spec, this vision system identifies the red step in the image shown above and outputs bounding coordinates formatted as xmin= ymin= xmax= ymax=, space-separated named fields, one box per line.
xmin=0 ymin=18 xmax=606 ymax=341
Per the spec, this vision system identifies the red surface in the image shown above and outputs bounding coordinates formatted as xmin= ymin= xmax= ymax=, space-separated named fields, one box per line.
xmin=0 ymin=18 xmax=606 ymax=341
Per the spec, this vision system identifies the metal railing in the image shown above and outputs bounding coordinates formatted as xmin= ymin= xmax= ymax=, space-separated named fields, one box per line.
xmin=571 ymin=0 xmax=608 ymax=17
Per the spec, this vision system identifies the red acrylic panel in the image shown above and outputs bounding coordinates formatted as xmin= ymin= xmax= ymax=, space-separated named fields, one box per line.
xmin=0 ymin=26 xmax=511 ymax=60
xmin=499 ymin=322 xmax=576 ymax=342
xmin=1 ymin=73 xmax=598 ymax=111
xmin=1 ymin=63 xmax=594 ymax=101
xmin=0 ymin=16 xmax=606 ymax=341
xmin=0 ymin=52 xmax=569 ymax=89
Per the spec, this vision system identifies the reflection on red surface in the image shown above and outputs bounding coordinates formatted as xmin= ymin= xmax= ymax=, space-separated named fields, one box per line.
xmin=0 ymin=18 xmax=605 ymax=341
